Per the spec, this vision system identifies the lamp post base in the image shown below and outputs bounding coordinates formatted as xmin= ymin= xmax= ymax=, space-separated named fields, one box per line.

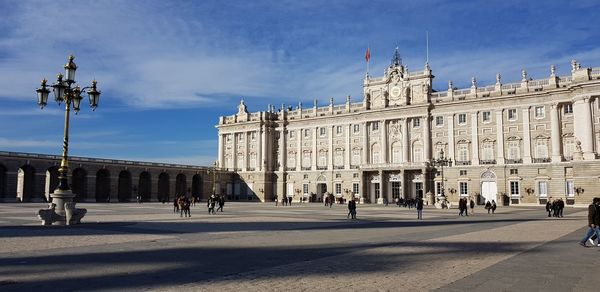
xmin=38 ymin=189 xmax=87 ymax=225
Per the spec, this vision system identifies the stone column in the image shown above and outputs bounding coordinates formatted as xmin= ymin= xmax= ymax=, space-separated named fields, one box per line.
xmin=346 ymin=124 xmax=351 ymax=169
xmin=470 ymin=112 xmax=479 ymax=165
xmin=573 ymin=96 xmax=595 ymax=160
xmin=297 ymin=129 xmax=302 ymax=170
xmin=362 ymin=122 xmax=369 ymax=164
xmin=232 ymin=133 xmax=237 ymax=170
xmin=243 ymin=132 xmax=249 ymax=171
xmin=279 ymin=128 xmax=285 ymax=171
xmin=379 ymin=169 xmax=385 ymax=204
xmin=522 ymin=107 xmax=532 ymax=163
xmin=550 ymin=103 xmax=562 ymax=162
xmin=496 ymin=111 xmax=505 ymax=165
xmin=423 ymin=116 xmax=431 ymax=162
xmin=400 ymin=171 xmax=406 ymax=199
xmin=312 ymin=126 xmax=318 ymax=170
xmin=381 ymin=120 xmax=388 ymax=163
xmin=217 ymin=133 xmax=224 ymax=168
xmin=329 ymin=125 xmax=334 ymax=169
xmin=403 ymin=119 xmax=410 ymax=163
xmin=447 ymin=115 xmax=455 ymax=162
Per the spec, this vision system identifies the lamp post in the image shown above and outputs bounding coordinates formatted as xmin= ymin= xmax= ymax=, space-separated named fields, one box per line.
xmin=36 ymin=55 xmax=100 ymax=225
xmin=431 ymin=149 xmax=452 ymax=202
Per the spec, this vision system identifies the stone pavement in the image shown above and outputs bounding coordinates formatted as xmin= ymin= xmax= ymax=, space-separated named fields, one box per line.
xmin=0 ymin=202 xmax=597 ymax=291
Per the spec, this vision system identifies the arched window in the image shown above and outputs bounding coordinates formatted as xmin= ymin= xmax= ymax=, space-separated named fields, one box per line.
xmin=482 ymin=142 xmax=494 ymax=160
xmin=334 ymin=148 xmax=344 ymax=166
xmin=302 ymin=151 xmax=311 ymax=167
xmin=412 ymin=141 xmax=423 ymax=162
xmin=563 ymin=137 xmax=574 ymax=159
xmin=236 ymin=152 xmax=244 ymax=169
xmin=371 ymin=143 xmax=380 ymax=164
xmin=535 ymin=139 xmax=548 ymax=158
xmin=392 ymin=142 xmax=403 ymax=163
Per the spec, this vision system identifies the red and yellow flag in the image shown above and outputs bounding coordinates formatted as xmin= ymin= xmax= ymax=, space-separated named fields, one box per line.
xmin=365 ymin=47 xmax=371 ymax=62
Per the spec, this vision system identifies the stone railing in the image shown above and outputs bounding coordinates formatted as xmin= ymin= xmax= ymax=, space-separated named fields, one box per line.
xmin=480 ymin=159 xmax=497 ymax=165
xmin=0 ymin=151 xmax=208 ymax=169
xmin=506 ymin=159 xmax=523 ymax=164
xmin=532 ymin=158 xmax=551 ymax=163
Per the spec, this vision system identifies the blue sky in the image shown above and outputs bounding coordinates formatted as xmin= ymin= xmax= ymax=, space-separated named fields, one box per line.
xmin=1 ymin=0 xmax=599 ymax=165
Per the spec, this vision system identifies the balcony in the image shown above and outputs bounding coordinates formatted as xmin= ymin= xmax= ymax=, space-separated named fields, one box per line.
xmin=333 ymin=165 xmax=345 ymax=170
xmin=350 ymin=165 xmax=359 ymax=169
xmin=455 ymin=160 xmax=471 ymax=166
xmin=301 ymin=167 xmax=311 ymax=171
xmin=316 ymin=166 xmax=328 ymax=170
xmin=506 ymin=159 xmax=523 ymax=164
xmin=285 ymin=167 xmax=297 ymax=171
xmin=480 ymin=159 xmax=496 ymax=165
xmin=532 ymin=158 xmax=551 ymax=163
xmin=247 ymin=167 xmax=256 ymax=171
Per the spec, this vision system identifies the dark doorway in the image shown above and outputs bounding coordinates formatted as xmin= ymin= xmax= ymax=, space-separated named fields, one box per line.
xmin=72 ymin=168 xmax=87 ymax=202
xmin=158 ymin=173 xmax=170 ymax=202
xmin=192 ymin=174 xmax=202 ymax=200
xmin=96 ymin=169 xmax=111 ymax=202
xmin=139 ymin=171 xmax=152 ymax=202
xmin=118 ymin=170 xmax=132 ymax=202
xmin=175 ymin=173 xmax=187 ymax=196
xmin=17 ymin=165 xmax=37 ymax=202
xmin=0 ymin=164 xmax=6 ymax=199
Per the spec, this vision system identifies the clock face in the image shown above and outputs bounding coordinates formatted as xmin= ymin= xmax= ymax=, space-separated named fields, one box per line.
xmin=391 ymin=86 xmax=401 ymax=98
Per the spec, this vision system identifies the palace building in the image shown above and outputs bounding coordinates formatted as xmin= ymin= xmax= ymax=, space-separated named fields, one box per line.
xmin=216 ymin=49 xmax=600 ymax=206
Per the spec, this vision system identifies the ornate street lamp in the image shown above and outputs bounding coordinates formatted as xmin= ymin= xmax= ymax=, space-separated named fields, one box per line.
xmin=431 ymin=149 xmax=452 ymax=202
xmin=36 ymin=55 xmax=101 ymax=225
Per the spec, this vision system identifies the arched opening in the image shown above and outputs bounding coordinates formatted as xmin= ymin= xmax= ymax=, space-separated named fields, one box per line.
xmin=175 ymin=173 xmax=187 ymax=196
xmin=72 ymin=168 xmax=88 ymax=202
xmin=17 ymin=165 xmax=37 ymax=202
xmin=95 ymin=169 xmax=111 ymax=202
xmin=158 ymin=173 xmax=170 ymax=202
xmin=45 ymin=166 xmax=60 ymax=201
xmin=118 ymin=170 xmax=132 ymax=202
xmin=139 ymin=172 xmax=152 ymax=202
xmin=192 ymin=174 xmax=202 ymax=200
xmin=0 ymin=164 xmax=7 ymax=199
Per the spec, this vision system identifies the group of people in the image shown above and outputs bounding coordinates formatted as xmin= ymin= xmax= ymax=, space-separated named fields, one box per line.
xmin=396 ymin=198 xmax=419 ymax=209
xmin=206 ymin=194 xmax=225 ymax=214
xmin=546 ymin=198 xmax=565 ymax=218
xmin=484 ymin=200 xmax=497 ymax=214
xmin=274 ymin=195 xmax=294 ymax=206
xmin=173 ymin=195 xmax=192 ymax=217
xmin=458 ymin=198 xmax=475 ymax=216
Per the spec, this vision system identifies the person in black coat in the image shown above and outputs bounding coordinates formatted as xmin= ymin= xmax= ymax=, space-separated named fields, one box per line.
xmin=347 ymin=199 xmax=357 ymax=219
xmin=579 ymin=197 xmax=600 ymax=247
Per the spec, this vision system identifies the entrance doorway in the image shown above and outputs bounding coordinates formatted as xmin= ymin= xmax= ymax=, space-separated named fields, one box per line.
xmin=415 ymin=182 xmax=423 ymax=198
xmin=316 ymin=183 xmax=327 ymax=202
xmin=480 ymin=171 xmax=497 ymax=204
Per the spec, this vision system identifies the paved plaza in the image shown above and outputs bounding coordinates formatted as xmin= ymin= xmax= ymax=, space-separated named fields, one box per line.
xmin=0 ymin=202 xmax=599 ymax=291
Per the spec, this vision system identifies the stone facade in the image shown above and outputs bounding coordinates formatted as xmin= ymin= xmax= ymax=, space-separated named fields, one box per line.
xmin=217 ymin=50 xmax=600 ymax=207
xmin=0 ymin=151 xmax=232 ymax=203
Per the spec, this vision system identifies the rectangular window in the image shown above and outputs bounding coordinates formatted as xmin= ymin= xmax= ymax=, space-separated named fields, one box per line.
xmin=303 ymin=183 xmax=309 ymax=195
xmin=459 ymin=182 xmax=468 ymax=196
xmin=534 ymin=106 xmax=545 ymax=119
xmin=566 ymin=180 xmax=574 ymax=197
xmin=413 ymin=118 xmax=420 ymax=128
xmin=336 ymin=125 xmax=342 ymax=135
xmin=289 ymin=130 xmax=295 ymax=138
xmin=537 ymin=181 xmax=548 ymax=197
xmin=510 ymin=181 xmax=520 ymax=197
xmin=304 ymin=129 xmax=310 ymax=138
xmin=510 ymin=168 xmax=518 ymax=175
xmin=353 ymin=124 xmax=360 ymax=133
xmin=319 ymin=127 xmax=326 ymax=137
xmin=459 ymin=170 xmax=467 ymax=176
xmin=352 ymin=182 xmax=359 ymax=195
xmin=335 ymin=173 xmax=341 ymax=178
xmin=372 ymin=122 xmax=379 ymax=131
xmin=458 ymin=114 xmax=467 ymax=125
xmin=353 ymin=173 xmax=359 ymax=178
xmin=436 ymin=181 xmax=443 ymax=196
xmin=564 ymin=103 xmax=573 ymax=114
xmin=374 ymin=183 xmax=380 ymax=199
xmin=392 ymin=182 xmax=401 ymax=199
xmin=482 ymin=111 xmax=491 ymax=122
xmin=508 ymin=109 xmax=517 ymax=121
xmin=335 ymin=183 xmax=342 ymax=195
xmin=435 ymin=116 xmax=444 ymax=126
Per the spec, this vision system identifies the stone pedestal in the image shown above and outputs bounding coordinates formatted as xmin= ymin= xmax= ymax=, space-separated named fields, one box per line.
xmin=38 ymin=189 xmax=87 ymax=225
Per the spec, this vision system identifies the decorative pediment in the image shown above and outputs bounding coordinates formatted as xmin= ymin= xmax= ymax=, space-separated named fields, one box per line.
xmin=506 ymin=136 xmax=521 ymax=141
xmin=457 ymin=139 xmax=471 ymax=144
xmin=534 ymin=134 xmax=550 ymax=140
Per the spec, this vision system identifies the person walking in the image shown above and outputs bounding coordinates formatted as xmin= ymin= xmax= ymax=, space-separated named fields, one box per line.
xmin=579 ymin=197 xmax=600 ymax=247
xmin=469 ymin=198 xmax=475 ymax=216
xmin=216 ymin=195 xmax=225 ymax=212
xmin=347 ymin=199 xmax=357 ymax=219
xmin=458 ymin=198 xmax=465 ymax=216
xmin=491 ymin=200 xmax=497 ymax=214
xmin=485 ymin=201 xmax=492 ymax=214
xmin=546 ymin=201 xmax=552 ymax=217
xmin=274 ymin=194 xmax=278 ymax=206
xmin=207 ymin=195 xmax=216 ymax=214
xmin=416 ymin=197 xmax=424 ymax=220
